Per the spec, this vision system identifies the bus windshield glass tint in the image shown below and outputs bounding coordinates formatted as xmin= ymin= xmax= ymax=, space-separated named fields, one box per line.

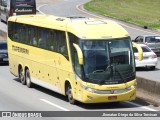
xmin=79 ymin=37 xmax=135 ymax=84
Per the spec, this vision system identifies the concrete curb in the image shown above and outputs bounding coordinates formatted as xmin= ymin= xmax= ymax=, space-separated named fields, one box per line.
xmin=137 ymin=77 xmax=160 ymax=105
xmin=137 ymin=77 xmax=160 ymax=95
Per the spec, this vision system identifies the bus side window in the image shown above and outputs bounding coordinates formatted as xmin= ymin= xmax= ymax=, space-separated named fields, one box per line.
xmin=46 ymin=29 xmax=55 ymax=51
xmin=20 ymin=24 xmax=26 ymax=43
xmin=28 ymin=26 xmax=34 ymax=45
xmin=13 ymin=23 xmax=18 ymax=41
xmin=37 ymin=28 xmax=43 ymax=48
xmin=25 ymin=25 xmax=29 ymax=44
xmin=31 ymin=27 xmax=38 ymax=46
xmin=57 ymin=31 xmax=69 ymax=60
xmin=40 ymin=28 xmax=47 ymax=49
xmin=8 ymin=21 xmax=17 ymax=41
xmin=32 ymin=37 xmax=37 ymax=46
xmin=15 ymin=23 xmax=22 ymax=42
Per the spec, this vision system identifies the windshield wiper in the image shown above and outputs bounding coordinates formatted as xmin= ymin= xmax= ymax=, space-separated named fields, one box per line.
xmin=101 ymin=64 xmax=126 ymax=84
xmin=96 ymin=66 xmax=112 ymax=85
xmin=114 ymin=65 xmax=126 ymax=83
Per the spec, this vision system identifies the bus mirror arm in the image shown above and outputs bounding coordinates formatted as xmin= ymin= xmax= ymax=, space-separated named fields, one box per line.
xmin=73 ymin=43 xmax=84 ymax=65
xmin=132 ymin=42 xmax=143 ymax=61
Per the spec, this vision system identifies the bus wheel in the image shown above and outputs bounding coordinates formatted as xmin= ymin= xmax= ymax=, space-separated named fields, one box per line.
xmin=25 ymin=69 xmax=33 ymax=88
xmin=19 ymin=67 xmax=25 ymax=85
xmin=67 ymin=84 xmax=76 ymax=104
xmin=150 ymin=66 xmax=155 ymax=70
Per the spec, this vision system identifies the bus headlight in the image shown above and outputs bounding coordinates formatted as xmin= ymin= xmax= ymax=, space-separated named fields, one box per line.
xmin=81 ymin=85 xmax=95 ymax=93
xmin=126 ymin=85 xmax=136 ymax=90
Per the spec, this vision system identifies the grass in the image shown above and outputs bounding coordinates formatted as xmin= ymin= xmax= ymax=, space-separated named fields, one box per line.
xmin=84 ymin=0 xmax=160 ymax=29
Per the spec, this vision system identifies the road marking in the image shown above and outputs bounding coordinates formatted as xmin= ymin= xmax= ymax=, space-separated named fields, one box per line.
xmin=125 ymin=101 xmax=158 ymax=111
xmin=37 ymin=4 xmax=47 ymax=14
xmin=40 ymin=99 xmax=70 ymax=111
xmin=76 ymin=4 xmax=159 ymax=35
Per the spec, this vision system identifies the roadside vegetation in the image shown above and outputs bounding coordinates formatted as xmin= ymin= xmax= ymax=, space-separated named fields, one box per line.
xmin=84 ymin=0 xmax=160 ymax=29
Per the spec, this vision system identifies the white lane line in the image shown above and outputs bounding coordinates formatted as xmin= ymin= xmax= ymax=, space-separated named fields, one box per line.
xmin=37 ymin=4 xmax=47 ymax=14
xmin=40 ymin=99 xmax=70 ymax=111
xmin=76 ymin=4 xmax=159 ymax=35
xmin=125 ymin=101 xmax=158 ymax=111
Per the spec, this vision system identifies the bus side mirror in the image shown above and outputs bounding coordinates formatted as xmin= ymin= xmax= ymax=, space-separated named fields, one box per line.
xmin=73 ymin=43 xmax=84 ymax=65
xmin=132 ymin=42 xmax=143 ymax=61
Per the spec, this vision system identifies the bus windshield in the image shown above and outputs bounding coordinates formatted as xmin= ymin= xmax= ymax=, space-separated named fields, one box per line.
xmin=79 ymin=37 xmax=135 ymax=85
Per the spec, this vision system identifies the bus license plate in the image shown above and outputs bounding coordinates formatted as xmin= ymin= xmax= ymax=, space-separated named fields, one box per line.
xmin=108 ymin=96 xmax=117 ymax=100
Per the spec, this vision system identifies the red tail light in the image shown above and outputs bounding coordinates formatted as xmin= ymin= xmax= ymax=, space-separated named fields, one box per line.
xmin=10 ymin=8 xmax=14 ymax=16
xmin=152 ymin=54 xmax=157 ymax=58
xmin=33 ymin=8 xmax=36 ymax=14
xmin=144 ymin=42 xmax=148 ymax=45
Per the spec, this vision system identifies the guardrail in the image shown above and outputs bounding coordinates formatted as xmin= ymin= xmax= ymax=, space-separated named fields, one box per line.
xmin=137 ymin=77 xmax=160 ymax=105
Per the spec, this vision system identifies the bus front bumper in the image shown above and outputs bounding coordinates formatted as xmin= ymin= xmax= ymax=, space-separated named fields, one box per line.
xmin=78 ymin=88 xmax=136 ymax=103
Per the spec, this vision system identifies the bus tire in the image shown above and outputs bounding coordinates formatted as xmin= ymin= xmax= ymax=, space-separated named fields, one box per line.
xmin=25 ymin=69 xmax=33 ymax=88
xmin=67 ymin=84 xmax=76 ymax=104
xmin=19 ymin=66 xmax=25 ymax=85
xmin=150 ymin=66 xmax=155 ymax=70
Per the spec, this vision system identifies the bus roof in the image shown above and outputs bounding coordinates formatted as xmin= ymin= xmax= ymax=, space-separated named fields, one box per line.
xmin=8 ymin=15 xmax=129 ymax=39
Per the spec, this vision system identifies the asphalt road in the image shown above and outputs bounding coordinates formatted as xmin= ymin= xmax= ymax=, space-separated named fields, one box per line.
xmin=0 ymin=0 xmax=160 ymax=119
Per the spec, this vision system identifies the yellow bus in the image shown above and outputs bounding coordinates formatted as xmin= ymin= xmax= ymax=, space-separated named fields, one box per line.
xmin=7 ymin=15 xmax=143 ymax=104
